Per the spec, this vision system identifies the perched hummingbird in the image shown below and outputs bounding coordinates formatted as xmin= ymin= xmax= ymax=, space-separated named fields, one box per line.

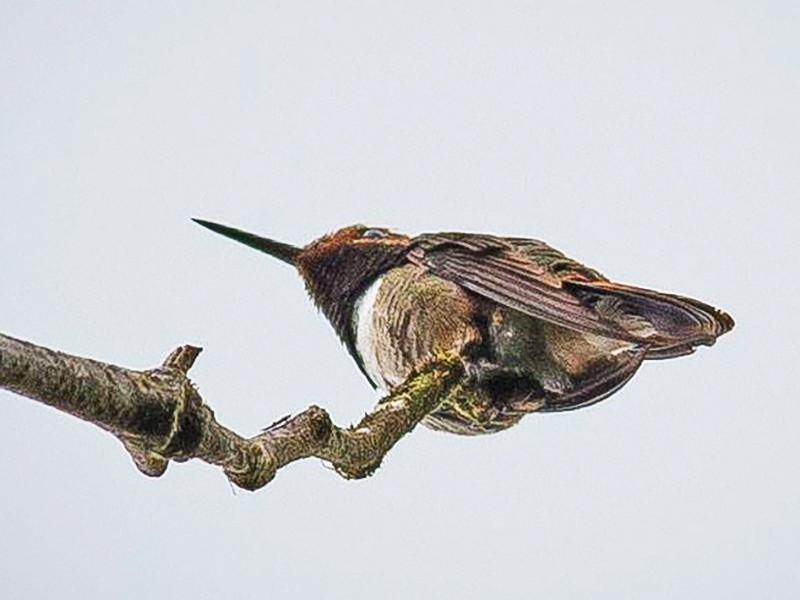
xmin=194 ymin=219 xmax=734 ymax=435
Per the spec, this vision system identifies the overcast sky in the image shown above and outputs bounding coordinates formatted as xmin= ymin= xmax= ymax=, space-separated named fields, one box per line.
xmin=1 ymin=2 xmax=798 ymax=598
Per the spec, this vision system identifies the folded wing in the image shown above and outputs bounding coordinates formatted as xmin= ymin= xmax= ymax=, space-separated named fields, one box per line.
xmin=409 ymin=233 xmax=733 ymax=357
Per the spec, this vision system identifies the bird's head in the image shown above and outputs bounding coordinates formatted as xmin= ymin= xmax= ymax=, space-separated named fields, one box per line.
xmin=193 ymin=219 xmax=410 ymax=339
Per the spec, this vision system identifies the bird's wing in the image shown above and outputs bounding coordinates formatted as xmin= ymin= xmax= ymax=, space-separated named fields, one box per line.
xmin=564 ymin=279 xmax=734 ymax=355
xmin=408 ymin=233 xmax=633 ymax=340
xmin=408 ymin=233 xmax=733 ymax=349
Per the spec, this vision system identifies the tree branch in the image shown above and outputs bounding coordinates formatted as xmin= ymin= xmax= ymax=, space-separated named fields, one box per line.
xmin=0 ymin=332 xmax=463 ymax=490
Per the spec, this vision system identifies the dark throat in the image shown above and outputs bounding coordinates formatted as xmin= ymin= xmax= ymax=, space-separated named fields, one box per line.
xmin=298 ymin=244 xmax=409 ymax=344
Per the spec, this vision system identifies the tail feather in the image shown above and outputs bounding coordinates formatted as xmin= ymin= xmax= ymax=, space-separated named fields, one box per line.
xmin=539 ymin=345 xmax=648 ymax=411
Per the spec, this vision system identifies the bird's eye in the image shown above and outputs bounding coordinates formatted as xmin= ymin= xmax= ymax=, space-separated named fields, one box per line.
xmin=361 ymin=228 xmax=387 ymax=239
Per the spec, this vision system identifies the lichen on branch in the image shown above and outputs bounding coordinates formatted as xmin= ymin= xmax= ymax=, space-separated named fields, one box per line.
xmin=0 ymin=333 xmax=462 ymax=490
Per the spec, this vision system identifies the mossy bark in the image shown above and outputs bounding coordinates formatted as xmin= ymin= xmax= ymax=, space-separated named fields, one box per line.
xmin=0 ymin=333 xmax=462 ymax=490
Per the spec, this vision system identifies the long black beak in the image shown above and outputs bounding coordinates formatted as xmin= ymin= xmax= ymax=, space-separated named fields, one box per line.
xmin=192 ymin=218 xmax=300 ymax=266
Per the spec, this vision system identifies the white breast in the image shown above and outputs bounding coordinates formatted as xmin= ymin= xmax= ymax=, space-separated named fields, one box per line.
xmin=352 ymin=275 xmax=389 ymax=391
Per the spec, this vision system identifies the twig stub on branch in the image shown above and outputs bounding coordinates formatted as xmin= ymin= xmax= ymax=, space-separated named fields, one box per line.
xmin=0 ymin=332 xmax=461 ymax=490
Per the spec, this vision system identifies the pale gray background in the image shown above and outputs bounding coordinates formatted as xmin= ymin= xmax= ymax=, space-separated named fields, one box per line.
xmin=1 ymin=2 xmax=797 ymax=598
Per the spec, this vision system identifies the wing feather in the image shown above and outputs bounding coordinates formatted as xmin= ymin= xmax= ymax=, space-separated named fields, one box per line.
xmin=565 ymin=280 xmax=735 ymax=356
xmin=409 ymin=234 xmax=636 ymax=341
xmin=408 ymin=232 xmax=733 ymax=353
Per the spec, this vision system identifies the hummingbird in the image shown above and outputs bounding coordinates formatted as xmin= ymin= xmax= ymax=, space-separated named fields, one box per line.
xmin=193 ymin=219 xmax=734 ymax=435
